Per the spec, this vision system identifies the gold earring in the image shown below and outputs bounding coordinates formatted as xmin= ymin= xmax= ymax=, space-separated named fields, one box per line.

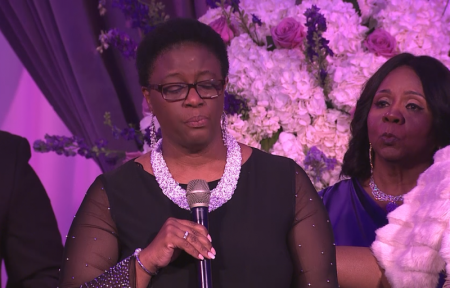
xmin=369 ymin=143 xmax=374 ymax=172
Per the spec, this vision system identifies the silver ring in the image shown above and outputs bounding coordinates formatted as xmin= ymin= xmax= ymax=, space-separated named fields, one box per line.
xmin=183 ymin=231 xmax=189 ymax=240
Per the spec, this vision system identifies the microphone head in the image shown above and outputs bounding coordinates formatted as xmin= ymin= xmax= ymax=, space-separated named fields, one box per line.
xmin=186 ymin=179 xmax=211 ymax=208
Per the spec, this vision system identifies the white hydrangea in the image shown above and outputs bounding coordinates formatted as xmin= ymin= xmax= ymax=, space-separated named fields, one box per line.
xmin=329 ymin=51 xmax=386 ymax=109
xmin=198 ymin=5 xmax=230 ymax=25
xmin=294 ymin=0 xmax=368 ymax=55
xmin=238 ymin=0 xmax=295 ymax=27
xmin=375 ymin=0 xmax=450 ymax=62
xmin=212 ymin=0 xmax=362 ymax=187
xmin=183 ymin=0 xmax=450 ymax=190
xmin=271 ymin=132 xmax=306 ymax=164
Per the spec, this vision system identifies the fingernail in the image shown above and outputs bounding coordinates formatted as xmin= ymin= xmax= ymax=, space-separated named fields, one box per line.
xmin=208 ymin=252 xmax=215 ymax=259
xmin=198 ymin=254 xmax=204 ymax=260
xmin=211 ymin=247 xmax=216 ymax=255
xmin=207 ymin=234 xmax=212 ymax=242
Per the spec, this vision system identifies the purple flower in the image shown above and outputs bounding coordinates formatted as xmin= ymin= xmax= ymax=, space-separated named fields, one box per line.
xmin=112 ymin=0 xmax=153 ymax=33
xmin=229 ymin=0 xmax=240 ymax=12
xmin=98 ymin=0 xmax=107 ymax=15
xmin=271 ymin=17 xmax=306 ymax=49
xmin=33 ymin=139 xmax=50 ymax=152
xmin=75 ymin=138 xmax=92 ymax=158
xmin=95 ymin=138 xmax=108 ymax=149
xmin=100 ymin=29 xmax=138 ymax=58
xmin=224 ymin=91 xmax=249 ymax=116
xmin=135 ymin=136 xmax=144 ymax=147
xmin=120 ymin=127 xmax=136 ymax=141
xmin=364 ymin=28 xmax=397 ymax=58
xmin=206 ymin=0 xmax=219 ymax=8
xmin=304 ymin=5 xmax=326 ymax=32
xmin=112 ymin=125 xmax=121 ymax=139
xmin=213 ymin=0 xmax=240 ymax=12
xmin=206 ymin=0 xmax=240 ymax=11
xmin=303 ymin=146 xmax=337 ymax=183
xmin=143 ymin=126 xmax=151 ymax=146
xmin=325 ymin=157 xmax=337 ymax=171
xmin=77 ymin=147 xmax=92 ymax=158
xmin=252 ymin=14 xmax=262 ymax=27
xmin=156 ymin=127 xmax=162 ymax=139
xmin=34 ymin=135 xmax=79 ymax=157
xmin=319 ymin=69 xmax=327 ymax=85
xmin=209 ymin=17 xmax=235 ymax=44
xmin=143 ymin=126 xmax=162 ymax=147
xmin=319 ymin=37 xmax=334 ymax=57
xmin=304 ymin=5 xmax=334 ymax=61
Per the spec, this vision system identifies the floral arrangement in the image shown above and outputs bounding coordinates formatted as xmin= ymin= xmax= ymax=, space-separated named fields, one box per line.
xmin=34 ymin=0 xmax=169 ymax=165
xmin=182 ymin=0 xmax=450 ymax=189
xmin=35 ymin=0 xmax=450 ymax=190
xmin=96 ymin=0 xmax=169 ymax=58
xmin=33 ymin=112 xmax=154 ymax=165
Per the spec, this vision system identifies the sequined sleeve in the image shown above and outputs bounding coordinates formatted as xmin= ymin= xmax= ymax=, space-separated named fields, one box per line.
xmin=288 ymin=164 xmax=339 ymax=287
xmin=59 ymin=177 xmax=136 ymax=288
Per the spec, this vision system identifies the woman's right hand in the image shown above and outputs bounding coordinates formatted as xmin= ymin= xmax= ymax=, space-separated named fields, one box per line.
xmin=138 ymin=217 xmax=216 ymax=273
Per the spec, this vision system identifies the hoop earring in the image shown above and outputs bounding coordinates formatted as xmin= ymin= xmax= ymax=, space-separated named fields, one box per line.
xmin=149 ymin=112 xmax=157 ymax=149
xmin=221 ymin=112 xmax=228 ymax=145
xmin=369 ymin=142 xmax=374 ymax=172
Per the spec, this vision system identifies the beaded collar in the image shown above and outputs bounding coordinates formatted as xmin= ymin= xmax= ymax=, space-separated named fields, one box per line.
xmin=369 ymin=175 xmax=404 ymax=212
xmin=150 ymin=134 xmax=242 ymax=212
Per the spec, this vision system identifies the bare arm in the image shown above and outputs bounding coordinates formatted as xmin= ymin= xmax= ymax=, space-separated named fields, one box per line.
xmin=336 ymin=246 xmax=390 ymax=288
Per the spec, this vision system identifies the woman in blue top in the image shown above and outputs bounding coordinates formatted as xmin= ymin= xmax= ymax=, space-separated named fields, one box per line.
xmin=319 ymin=53 xmax=450 ymax=287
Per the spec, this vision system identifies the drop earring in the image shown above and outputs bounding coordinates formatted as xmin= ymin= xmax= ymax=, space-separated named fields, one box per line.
xmin=221 ymin=112 xmax=228 ymax=145
xmin=369 ymin=142 xmax=374 ymax=172
xmin=149 ymin=112 xmax=157 ymax=149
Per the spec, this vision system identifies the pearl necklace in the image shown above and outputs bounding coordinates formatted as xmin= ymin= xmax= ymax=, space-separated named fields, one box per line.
xmin=150 ymin=133 xmax=242 ymax=212
xmin=369 ymin=175 xmax=404 ymax=212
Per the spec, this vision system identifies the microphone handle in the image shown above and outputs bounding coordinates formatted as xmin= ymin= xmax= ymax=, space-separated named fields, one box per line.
xmin=191 ymin=207 xmax=213 ymax=288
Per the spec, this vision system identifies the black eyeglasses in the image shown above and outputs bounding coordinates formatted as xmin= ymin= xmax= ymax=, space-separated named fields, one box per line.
xmin=147 ymin=79 xmax=225 ymax=102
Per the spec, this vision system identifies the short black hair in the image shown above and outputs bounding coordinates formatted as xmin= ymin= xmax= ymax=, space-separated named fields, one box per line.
xmin=136 ymin=18 xmax=229 ymax=87
xmin=341 ymin=53 xmax=450 ymax=180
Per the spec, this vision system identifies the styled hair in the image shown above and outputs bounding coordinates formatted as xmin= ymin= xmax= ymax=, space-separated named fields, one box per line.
xmin=136 ymin=18 xmax=229 ymax=87
xmin=341 ymin=53 xmax=450 ymax=180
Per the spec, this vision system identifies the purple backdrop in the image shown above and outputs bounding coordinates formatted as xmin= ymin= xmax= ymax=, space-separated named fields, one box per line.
xmin=0 ymin=31 xmax=102 ymax=287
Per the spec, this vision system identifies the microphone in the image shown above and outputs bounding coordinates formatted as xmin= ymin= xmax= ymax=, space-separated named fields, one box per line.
xmin=186 ymin=179 xmax=213 ymax=288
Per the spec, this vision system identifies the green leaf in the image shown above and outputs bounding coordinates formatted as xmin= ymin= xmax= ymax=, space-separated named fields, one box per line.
xmin=343 ymin=0 xmax=361 ymax=16
xmin=103 ymin=112 xmax=112 ymax=127
xmin=260 ymin=129 xmax=282 ymax=152
xmin=266 ymin=36 xmax=276 ymax=51
xmin=325 ymin=100 xmax=334 ymax=110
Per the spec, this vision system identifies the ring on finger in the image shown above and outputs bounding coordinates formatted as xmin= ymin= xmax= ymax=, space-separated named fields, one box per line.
xmin=183 ymin=231 xmax=189 ymax=240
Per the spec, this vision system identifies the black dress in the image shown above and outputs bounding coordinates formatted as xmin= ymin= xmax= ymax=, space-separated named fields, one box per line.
xmin=59 ymin=148 xmax=338 ymax=287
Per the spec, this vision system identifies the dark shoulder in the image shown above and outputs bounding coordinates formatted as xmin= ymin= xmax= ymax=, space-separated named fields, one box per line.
xmin=0 ymin=131 xmax=30 ymax=163
xmin=0 ymin=130 xmax=28 ymax=150
xmin=249 ymin=148 xmax=296 ymax=167
xmin=99 ymin=160 xmax=149 ymax=196
xmin=102 ymin=159 xmax=141 ymax=183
